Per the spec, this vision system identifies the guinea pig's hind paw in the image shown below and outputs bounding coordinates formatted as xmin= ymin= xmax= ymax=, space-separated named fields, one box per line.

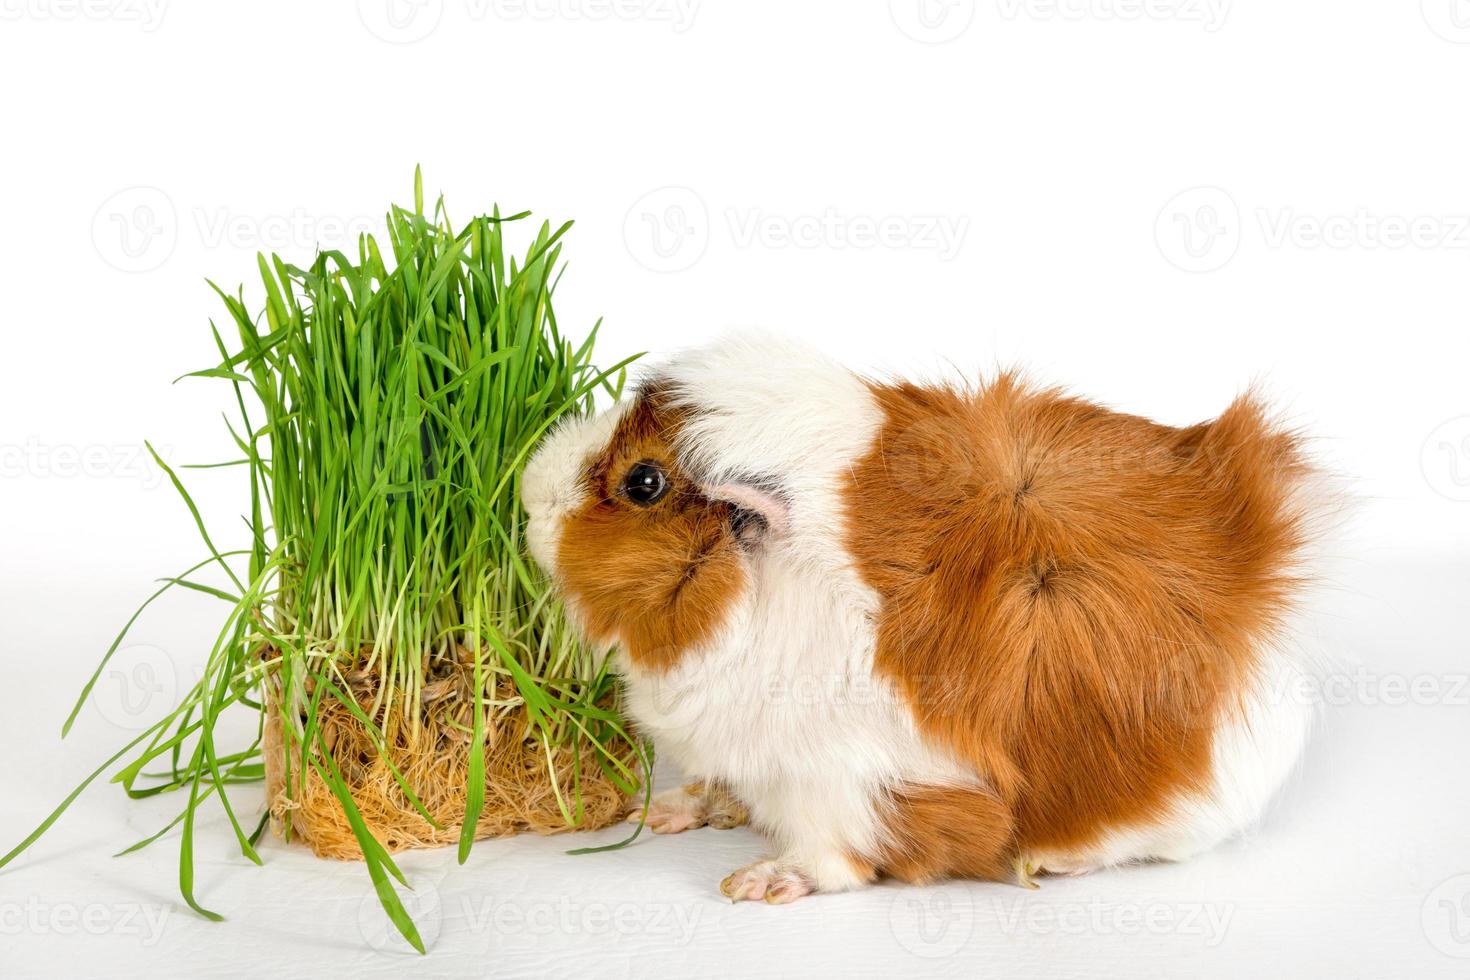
xmin=719 ymin=860 xmax=814 ymax=905
xmin=1013 ymin=855 xmax=1042 ymax=890
xmin=627 ymin=781 xmax=750 ymax=834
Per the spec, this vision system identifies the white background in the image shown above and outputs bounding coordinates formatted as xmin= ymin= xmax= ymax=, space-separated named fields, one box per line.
xmin=1 ymin=1 xmax=1468 ymax=978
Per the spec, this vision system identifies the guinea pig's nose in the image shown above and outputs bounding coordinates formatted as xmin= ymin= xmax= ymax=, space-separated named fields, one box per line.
xmin=520 ymin=405 xmax=630 ymax=533
xmin=520 ymin=450 xmax=563 ymax=572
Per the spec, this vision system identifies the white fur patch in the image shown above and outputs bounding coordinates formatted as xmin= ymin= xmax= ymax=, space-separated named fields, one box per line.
xmin=620 ymin=543 xmax=981 ymax=890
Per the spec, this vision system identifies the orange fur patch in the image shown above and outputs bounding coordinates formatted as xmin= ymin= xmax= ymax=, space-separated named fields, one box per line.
xmin=555 ymin=388 xmax=747 ymax=671
xmin=869 ymin=785 xmax=1017 ymax=884
xmin=847 ymin=375 xmax=1313 ymax=878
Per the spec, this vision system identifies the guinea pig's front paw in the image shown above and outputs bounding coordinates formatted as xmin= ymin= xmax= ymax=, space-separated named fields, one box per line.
xmin=719 ymin=859 xmax=814 ymax=905
xmin=627 ymin=781 xmax=750 ymax=835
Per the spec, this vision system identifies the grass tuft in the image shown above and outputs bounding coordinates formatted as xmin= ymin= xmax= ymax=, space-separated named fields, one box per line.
xmin=2 ymin=170 xmax=646 ymax=952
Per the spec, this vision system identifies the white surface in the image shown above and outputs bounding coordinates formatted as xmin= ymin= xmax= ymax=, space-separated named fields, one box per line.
xmin=2 ymin=2 xmax=1469 ymax=977
xmin=1 ymin=558 xmax=1468 ymax=978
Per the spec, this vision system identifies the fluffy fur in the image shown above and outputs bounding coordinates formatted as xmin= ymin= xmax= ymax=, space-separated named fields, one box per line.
xmin=521 ymin=331 xmax=1326 ymax=901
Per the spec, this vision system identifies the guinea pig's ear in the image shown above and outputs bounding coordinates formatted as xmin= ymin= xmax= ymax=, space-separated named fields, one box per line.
xmin=701 ymin=479 xmax=790 ymax=544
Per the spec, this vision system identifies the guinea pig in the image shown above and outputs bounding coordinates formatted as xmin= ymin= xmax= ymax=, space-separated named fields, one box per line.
xmin=520 ymin=331 xmax=1331 ymax=904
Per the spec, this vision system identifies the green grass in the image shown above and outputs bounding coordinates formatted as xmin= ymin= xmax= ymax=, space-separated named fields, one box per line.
xmin=0 ymin=170 xmax=645 ymax=953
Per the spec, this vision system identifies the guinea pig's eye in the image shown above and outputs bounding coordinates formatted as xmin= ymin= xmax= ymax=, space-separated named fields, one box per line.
xmin=621 ymin=461 xmax=669 ymax=506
